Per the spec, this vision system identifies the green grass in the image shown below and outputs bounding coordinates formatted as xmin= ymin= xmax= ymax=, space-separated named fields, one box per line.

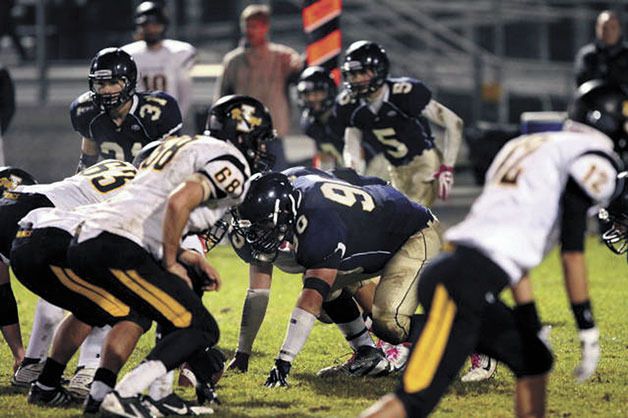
xmin=0 ymin=238 xmax=626 ymax=417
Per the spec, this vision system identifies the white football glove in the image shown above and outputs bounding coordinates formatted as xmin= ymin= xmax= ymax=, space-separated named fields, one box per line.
xmin=434 ymin=165 xmax=454 ymax=200
xmin=573 ymin=327 xmax=600 ymax=383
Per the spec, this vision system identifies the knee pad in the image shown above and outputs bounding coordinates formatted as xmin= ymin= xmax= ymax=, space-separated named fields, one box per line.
xmin=0 ymin=282 xmax=18 ymax=326
xmin=321 ymin=289 xmax=360 ymax=324
xmin=513 ymin=333 xmax=554 ymax=377
xmin=371 ymin=316 xmax=408 ymax=345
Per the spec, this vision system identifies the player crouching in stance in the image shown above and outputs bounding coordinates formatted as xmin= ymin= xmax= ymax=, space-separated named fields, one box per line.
xmin=360 ymin=92 xmax=624 ymax=418
xmin=231 ymin=169 xmax=441 ymax=387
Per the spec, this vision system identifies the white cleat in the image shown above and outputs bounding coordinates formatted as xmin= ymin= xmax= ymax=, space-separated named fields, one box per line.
xmin=377 ymin=340 xmax=411 ymax=372
xmin=11 ymin=361 xmax=44 ymax=388
xmin=461 ymin=353 xmax=497 ymax=382
xmin=67 ymin=367 xmax=97 ymax=400
xmin=100 ymin=391 xmax=155 ymax=418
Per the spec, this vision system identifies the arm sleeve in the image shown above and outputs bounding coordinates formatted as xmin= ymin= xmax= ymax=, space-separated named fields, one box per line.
xmin=157 ymin=94 xmax=183 ymax=139
xmin=199 ymin=154 xmax=250 ymax=201
xmin=560 ymin=178 xmax=594 ymax=252
xmin=176 ymin=48 xmax=196 ymax=118
xmin=422 ymin=99 xmax=463 ymax=167
xmin=343 ymin=127 xmax=366 ymax=174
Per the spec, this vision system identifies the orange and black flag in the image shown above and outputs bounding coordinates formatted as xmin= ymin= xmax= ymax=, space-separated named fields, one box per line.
xmin=302 ymin=0 xmax=342 ymax=86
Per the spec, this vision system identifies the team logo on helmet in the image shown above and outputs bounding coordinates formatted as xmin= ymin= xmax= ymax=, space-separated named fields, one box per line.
xmin=230 ymin=105 xmax=263 ymax=133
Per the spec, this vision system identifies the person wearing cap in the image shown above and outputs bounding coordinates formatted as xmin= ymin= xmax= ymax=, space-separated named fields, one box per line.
xmin=214 ymin=4 xmax=303 ymax=170
xmin=122 ymin=1 xmax=196 ymax=118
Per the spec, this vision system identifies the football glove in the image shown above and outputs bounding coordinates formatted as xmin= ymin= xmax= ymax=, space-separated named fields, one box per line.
xmin=264 ymin=359 xmax=291 ymax=388
xmin=228 ymin=351 xmax=250 ymax=373
xmin=573 ymin=327 xmax=600 ymax=383
xmin=434 ymin=164 xmax=454 ymax=200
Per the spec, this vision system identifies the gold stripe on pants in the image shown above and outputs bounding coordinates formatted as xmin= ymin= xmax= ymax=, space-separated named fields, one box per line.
xmin=403 ymin=283 xmax=456 ymax=393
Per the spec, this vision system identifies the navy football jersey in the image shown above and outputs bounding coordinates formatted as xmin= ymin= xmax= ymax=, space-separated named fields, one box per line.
xmin=300 ymin=109 xmax=345 ymax=162
xmin=70 ymin=90 xmax=182 ymax=163
xmin=334 ymin=77 xmax=434 ymax=166
xmin=230 ymin=168 xmax=424 ymax=276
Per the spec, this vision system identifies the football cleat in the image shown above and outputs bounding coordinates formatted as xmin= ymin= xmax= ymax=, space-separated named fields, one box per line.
xmin=28 ymin=383 xmax=76 ymax=407
xmin=376 ymin=340 xmax=411 ymax=372
xmin=83 ymin=394 xmax=102 ymax=415
xmin=99 ymin=391 xmax=156 ymax=418
xmin=460 ymin=353 xmax=497 ymax=382
xmin=143 ymin=393 xmax=214 ymax=416
xmin=67 ymin=366 xmax=96 ymax=399
xmin=11 ymin=361 xmax=44 ymax=388
xmin=317 ymin=345 xmax=392 ymax=378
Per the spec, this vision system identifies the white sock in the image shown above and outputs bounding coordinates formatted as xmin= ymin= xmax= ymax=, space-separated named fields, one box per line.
xmin=78 ymin=325 xmax=110 ymax=369
xmin=336 ymin=316 xmax=376 ymax=351
xmin=25 ymin=299 xmax=65 ymax=360
xmin=116 ymin=360 xmax=167 ymax=398
xmin=148 ymin=370 xmax=174 ymax=401
xmin=90 ymin=380 xmax=113 ymax=402
xmin=277 ymin=307 xmax=317 ymax=363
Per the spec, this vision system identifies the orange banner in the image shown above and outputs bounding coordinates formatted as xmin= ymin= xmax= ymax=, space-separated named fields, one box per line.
xmin=306 ymin=29 xmax=342 ymax=66
xmin=302 ymin=0 xmax=342 ymax=33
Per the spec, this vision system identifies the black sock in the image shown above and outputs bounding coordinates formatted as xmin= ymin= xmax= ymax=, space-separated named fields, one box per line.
xmin=93 ymin=367 xmax=117 ymax=388
xmin=21 ymin=357 xmax=41 ymax=366
xmin=37 ymin=358 xmax=66 ymax=388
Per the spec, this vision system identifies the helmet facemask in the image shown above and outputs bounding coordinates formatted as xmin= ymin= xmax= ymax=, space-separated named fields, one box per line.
xmin=89 ymin=75 xmax=133 ymax=112
xmin=599 ymin=208 xmax=628 ymax=256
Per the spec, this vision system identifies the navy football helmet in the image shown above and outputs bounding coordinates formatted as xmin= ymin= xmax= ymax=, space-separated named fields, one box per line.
xmin=599 ymin=171 xmax=628 ymax=260
xmin=88 ymin=48 xmax=137 ymax=112
xmin=297 ymin=66 xmax=337 ymax=116
xmin=569 ymin=80 xmax=628 ymax=157
xmin=341 ymin=41 xmax=389 ymax=98
xmin=0 ymin=167 xmax=37 ymax=195
xmin=206 ymin=95 xmax=277 ymax=172
xmin=233 ymin=173 xmax=299 ymax=262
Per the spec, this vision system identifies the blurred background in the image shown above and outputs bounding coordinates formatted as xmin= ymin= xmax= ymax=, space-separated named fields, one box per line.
xmin=0 ymin=0 xmax=625 ymax=188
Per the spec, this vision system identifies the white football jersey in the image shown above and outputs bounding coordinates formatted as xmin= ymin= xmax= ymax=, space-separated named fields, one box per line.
xmin=122 ymin=39 xmax=196 ymax=116
xmin=446 ymin=121 xmax=620 ymax=284
xmin=76 ymin=135 xmax=251 ymax=260
xmin=16 ymin=160 xmax=137 ymax=210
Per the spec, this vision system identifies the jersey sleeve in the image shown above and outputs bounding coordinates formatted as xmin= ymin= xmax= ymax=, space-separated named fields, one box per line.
xmin=568 ymin=151 xmax=619 ymax=204
xmin=295 ymin=211 xmax=344 ymax=270
xmin=198 ymin=153 xmax=250 ymax=202
xmin=396 ymin=78 xmax=432 ymax=118
xmin=154 ymin=92 xmax=183 ymax=139
xmin=70 ymin=92 xmax=98 ymax=138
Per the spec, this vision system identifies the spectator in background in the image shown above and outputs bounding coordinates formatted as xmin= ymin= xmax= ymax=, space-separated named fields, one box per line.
xmin=0 ymin=0 xmax=27 ymax=62
xmin=0 ymin=65 xmax=16 ymax=165
xmin=214 ymin=4 xmax=303 ymax=170
xmin=123 ymin=1 xmax=196 ymax=119
xmin=575 ymin=10 xmax=628 ymax=87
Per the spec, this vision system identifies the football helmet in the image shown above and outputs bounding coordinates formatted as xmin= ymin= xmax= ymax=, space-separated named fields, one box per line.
xmin=599 ymin=171 xmax=627 ymax=259
xmin=0 ymin=167 xmax=37 ymax=194
xmin=569 ymin=80 xmax=628 ymax=151
xmin=341 ymin=41 xmax=389 ymax=98
xmin=135 ymin=1 xmax=169 ymax=45
xmin=88 ymin=48 xmax=137 ymax=112
xmin=233 ymin=173 xmax=299 ymax=262
xmin=297 ymin=66 xmax=337 ymax=116
xmin=206 ymin=95 xmax=277 ymax=172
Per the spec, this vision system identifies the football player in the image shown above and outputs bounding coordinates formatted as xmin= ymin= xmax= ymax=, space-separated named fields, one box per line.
xmin=61 ymin=95 xmax=275 ymax=416
xmin=122 ymin=1 xmax=196 ymax=118
xmin=0 ymin=168 xmax=37 ymax=375
xmin=71 ymin=47 xmax=182 ymax=171
xmin=298 ymin=66 xmax=389 ymax=181
xmin=232 ymin=169 xmax=441 ymax=387
xmin=335 ymin=41 xmax=463 ymax=205
xmin=0 ymin=162 xmax=135 ymax=395
xmin=227 ymin=167 xmax=395 ymax=376
xmin=360 ymin=86 xmax=624 ymax=418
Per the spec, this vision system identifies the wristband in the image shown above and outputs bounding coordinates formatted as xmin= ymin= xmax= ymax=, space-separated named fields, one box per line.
xmin=571 ymin=300 xmax=595 ymax=330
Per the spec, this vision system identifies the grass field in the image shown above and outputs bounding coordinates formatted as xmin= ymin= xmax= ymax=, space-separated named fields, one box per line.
xmin=0 ymin=237 xmax=626 ymax=417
